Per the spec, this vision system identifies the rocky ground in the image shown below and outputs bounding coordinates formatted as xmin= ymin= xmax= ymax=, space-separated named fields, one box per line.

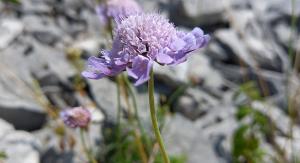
xmin=0 ymin=0 xmax=299 ymax=163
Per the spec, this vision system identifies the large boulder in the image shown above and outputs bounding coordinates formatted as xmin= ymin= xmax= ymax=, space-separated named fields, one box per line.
xmin=0 ymin=119 xmax=41 ymax=163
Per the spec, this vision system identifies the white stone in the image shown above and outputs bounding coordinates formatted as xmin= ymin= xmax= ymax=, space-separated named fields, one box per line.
xmin=0 ymin=19 xmax=24 ymax=50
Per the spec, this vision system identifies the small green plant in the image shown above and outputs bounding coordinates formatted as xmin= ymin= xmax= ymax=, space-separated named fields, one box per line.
xmin=1 ymin=0 xmax=20 ymax=4
xmin=232 ymin=82 xmax=271 ymax=163
xmin=101 ymin=121 xmax=186 ymax=163
xmin=238 ymin=81 xmax=263 ymax=101
xmin=156 ymin=155 xmax=187 ymax=163
xmin=0 ymin=151 xmax=7 ymax=160
xmin=233 ymin=81 xmax=290 ymax=162
xmin=233 ymin=107 xmax=267 ymax=163
xmin=232 ymin=125 xmax=264 ymax=163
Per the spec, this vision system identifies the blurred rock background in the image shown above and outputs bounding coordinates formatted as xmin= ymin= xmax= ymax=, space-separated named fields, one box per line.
xmin=0 ymin=0 xmax=299 ymax=163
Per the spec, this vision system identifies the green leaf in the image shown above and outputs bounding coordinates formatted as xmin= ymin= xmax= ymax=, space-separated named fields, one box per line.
xmin=232 ymin=124 xmax=265 ymax=163
xmin=236 ymin=105 xmax=253 ymax=120
xmin=154 ymin=154 xmax=187 ymax=163
xmin=232 ymin=125 xmax=250 ymax=157
xmin=240 ymin=81 xmax=262 ymax=101
xmin=170 ymin=155 xmax=187 ymax=163
xmin=0 ymin=151 xmax=7 ymax=159
xmin=1 ymin=0 xmax=20 ymax=4
xmin=252 ymin=110 xmax=272 ymax=135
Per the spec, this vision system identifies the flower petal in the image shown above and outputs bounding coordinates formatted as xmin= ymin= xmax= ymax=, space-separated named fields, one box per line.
xmin=170 ymin=38 xmax=186 ymax=51
xmin=127 ymin=55 xmax=153 ymax=86
xmin=81 ymin=70 xmax=105 ymax=79
xmin=183 ymin=33 xmax=197 ymax=50
xmin=87 ymin=56 xmax=111 ymax=74
xmin=156 ymin=51 xmax=173 ymax=64
xmin=166 ymin=27 xmax=210 ymax=65
xmin=127 ymin=67 xmax=138 ymax=79
xmin=191 ymin=27 xmax=204 ymax=38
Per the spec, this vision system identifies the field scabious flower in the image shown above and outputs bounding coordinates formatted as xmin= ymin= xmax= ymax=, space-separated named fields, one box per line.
xmin=61 ymin=107 xmax=91 ymax=128
xmin=82 ymin=13 xmax=210 ymax=85
xmin=96 ymin=0 xmax=142 ymax=25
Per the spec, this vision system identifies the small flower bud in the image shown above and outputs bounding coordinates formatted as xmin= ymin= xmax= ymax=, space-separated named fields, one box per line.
xmin=60 ymin=107 xmax=91 ymax=128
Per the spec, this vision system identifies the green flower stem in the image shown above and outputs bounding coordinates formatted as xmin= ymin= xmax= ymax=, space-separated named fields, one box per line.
xmin=122 ymin=74 xmax=150 ymax=162
xmin=80 ymin=129 xmax=97 ymax=163
xmin=115 ymin=75 xmax=124 ymax=159
xmin=133 ymin=129 xmax=149 ymax=163
xmin=148 ymin=68 xmax=170 ymax=163
xmin=116 ymin=76 xmax=122 ymax=131
xmin=122 ymin=75 xmax=145 ymax=136
xmin=119 ymin=75 xmax=148 ymax=163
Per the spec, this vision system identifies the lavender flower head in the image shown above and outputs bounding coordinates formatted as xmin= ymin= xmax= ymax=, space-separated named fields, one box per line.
xmin=82 ymin=13 xmax=210 ymax=85
xmin=96 ymin=0 xmax=142 ymax=25
xmin=60 ymin=107 xmax=91 ymax=128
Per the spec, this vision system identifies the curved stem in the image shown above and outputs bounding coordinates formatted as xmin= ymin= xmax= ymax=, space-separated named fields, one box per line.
xmin=123 ymin=74 xmax=151 ymax=149
xmin=80 ymin=129 xmax=97 ymax=163
xmin=133 ymin=129 xmax=149 ymax=163
xmin=119 ymin=75 xmax=148 ymax=163
xmin=148 ymin=68 xmax=170 ymax=163
xmin=122 ymin=75 xmax=145 ymax=136
xmin=116 ymin=76 xmax=122 ymax=131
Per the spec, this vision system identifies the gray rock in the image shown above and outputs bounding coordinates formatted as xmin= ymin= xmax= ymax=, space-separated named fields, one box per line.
xmin=0 ymin=19 xmax=24 ymax=50
xmin=32 ymin=31 xmax=60 ymax=46
xmin=21 ymin=0 xmax=52 ymax=14
xmin=35 ymin=123 xmax=102 ymax=163
xmin=70 ymin=38 xmax=107 ymax=55
xmin=163 ymin=114 xmax=220 ymax=163
xmin=274 ymin=22 xmax=295 ymax=48
xmin=175 ymin=94 xmax=199 ymax=119
xmin=138 ymin=0 xmax=168 ymax=17
xmin=88 ymin=77 xmax=157 ymax=123
xmin=24 ymin=37 xmax=77 ymax=80
xmin=214 ymin=63 xmax=284 ymax=96
xmin=170 ymin=0 xmax=228 ymax=26
xmin=154 ymin=51 xmax=226 ymax=92
xmin=250 ymin=101 xmax=300 ymax=161
xmin=33 ymin=126 xmax=76 ymax=163
xmin=0 ymin=119 xmax=41 ymax=163
xmin=0 ymin=2 xmax=3 ymax=11
xmin=187 ymin=53 xmax=227 ymax=94
xmin=174 ymin=88 xmax=219 ymax=120
xmin=195 ymin=105 xmax=236 ymax=137
xmin=22 ymin=15 xmax=66 ymax=46
xmin=63 ymin=0 xmax=87 ymax=10
xmin=214 ymin=29 xmax=257 ymax=67
xmin=153 ymin=61 xmax=188 ymax=87
xmin=195 ymin=105 xmax=237 ymax=162
xmin=267 ymin=0 xmax=300 ymax=17
xmin=276 ymin=136 xmax=300 ymax=161
xmin=87 ymin=78 xmax=118 ymax=122
xmin=229 ymin=9 xmax=287 ymax=71
xmin=251 ymin=101 xmax=300 ymax=139
xmin=164 ymin=105 xmax=234 ymax=162
xmin=41 ymin=148 xmax=75 ymax=163
xmin=0 ymin=35 xmax=78 ymax=112
xmin=80 ymin=9 xmax=105 ymax=38
xmin=206 ymin=41 xmax=229 ymax=61
xmin=0 ymin=43 xmax=46 ymax=131
xmin=131 ymin=90 xmax=159 ymax=132
xmin=56 ymin=15 xmax=86 ymax=37
xmin=139 ymin=0 xmax=159 ymax=12
xmin=0 ymin=119 xmax=14 ymax=138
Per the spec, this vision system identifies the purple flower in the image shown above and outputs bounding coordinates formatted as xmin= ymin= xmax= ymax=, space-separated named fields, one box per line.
xmin=60 ymin=107 xmax=91 ymax=128
xmin=96 ymin=0 xmax=142 ymax=25
xmin=82 ymin=13 xmax=210 ymax=86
